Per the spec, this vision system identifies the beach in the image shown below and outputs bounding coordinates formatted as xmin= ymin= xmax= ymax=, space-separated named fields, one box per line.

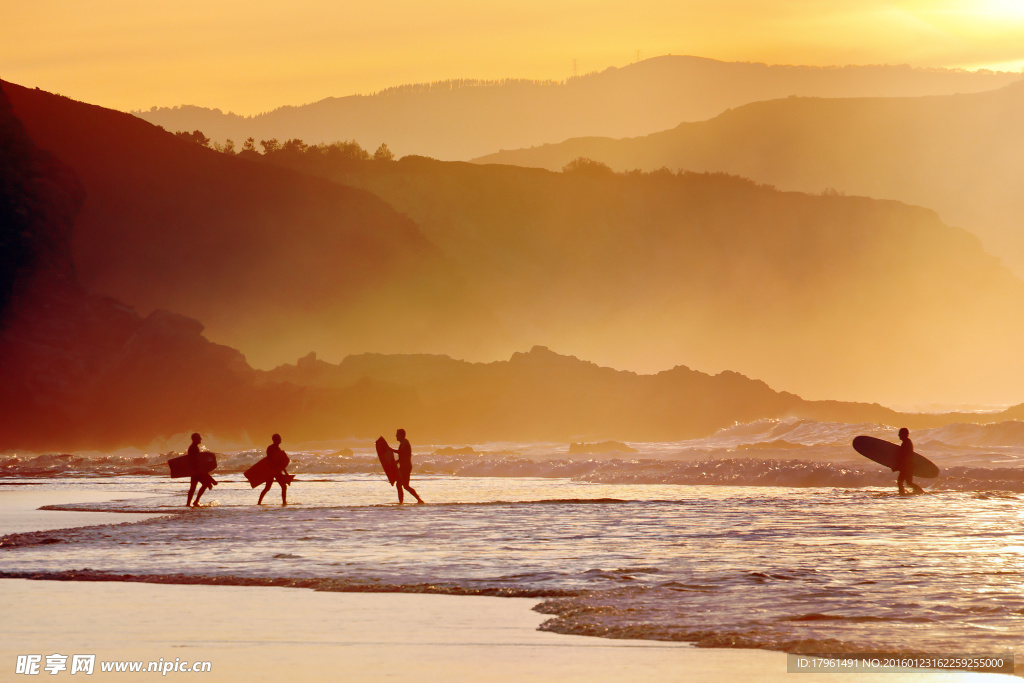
xmin=0 ymin=489 xmax=779 ymax=681
xmin=2 ymin=478 xmax=1019 ymax=681
xmin=3 ymin=579 xmax=772 ymax=682
xmin=7 ymin=8 xmax=1024 ymax=680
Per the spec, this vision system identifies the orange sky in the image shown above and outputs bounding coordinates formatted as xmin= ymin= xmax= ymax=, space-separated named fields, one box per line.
xmin=3 ymin=0 xmax=1024 ymax=114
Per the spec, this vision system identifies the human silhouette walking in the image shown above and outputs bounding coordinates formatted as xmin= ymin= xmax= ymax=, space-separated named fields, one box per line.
xmin=389 ymin=428 xmax=424 ymax=504
xmin=897 ymin=427 xmax=924 ymax=495
xmin=185 ymin=432 xmax=216 ymax=507
xmin=258 ymin=433 xmax=292 ymax=506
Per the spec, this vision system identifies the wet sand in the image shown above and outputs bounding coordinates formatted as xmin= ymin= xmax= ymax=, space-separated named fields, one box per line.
xmin=1 ymin=489 xmax=1014 ymax=681
xmin=7 ymin=580 xmax=1015 ymax=682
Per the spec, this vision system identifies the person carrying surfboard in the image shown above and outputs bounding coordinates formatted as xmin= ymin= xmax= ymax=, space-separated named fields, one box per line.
xmin=257 ymin=433 xmax=292 ymax=506
xmin=389 ymin=428 xmax=424 ymax=504
xmin=185 ymin=432 xmax=217 ymax=507
xmin=897 ymin=428 xmax=924 ymax=495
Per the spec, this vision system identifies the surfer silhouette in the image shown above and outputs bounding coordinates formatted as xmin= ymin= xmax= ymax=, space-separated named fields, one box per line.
xmin=389 ymin=428 xmax=424 ymax=504
xmin=186 ymin=432 xmax=216 ymax=507
xmin=257 ymin=433 xmax=292 ymax=506
xmin=897 ymin=427 xmax=924 ymax=495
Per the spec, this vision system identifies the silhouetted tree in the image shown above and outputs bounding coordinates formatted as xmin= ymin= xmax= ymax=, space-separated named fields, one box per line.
xmin=562 ymin=157 xmax=613 ymax=176
xmin=324 ymin=140 xmax=370 ymax=161
xmin=373 ymin=143 xmax=395 ymax=161
xmin=236 ymin=137 xmax=259 ymax=160
xmin=238 ymin=137 xmax=372 ymax=173
xmin=282 ymin=138 xmax=308 ymax=155
xmin=174 ymin=130 xmax=211 ymax=147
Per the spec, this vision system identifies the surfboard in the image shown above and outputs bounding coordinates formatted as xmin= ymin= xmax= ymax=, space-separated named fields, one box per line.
xmin=167 ymin=452 xmax=217 ymax=478
xmin=243 ymin=457 xmax=295 ymax=488
xmin=852 ymin=436 xmax=940 ymax=478
xmin=375 ymin=436 xmax=398 ymax=485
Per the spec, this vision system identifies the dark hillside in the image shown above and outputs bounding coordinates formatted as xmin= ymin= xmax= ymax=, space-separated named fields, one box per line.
xmin=2 ymin=81 xmax=494 ymax=368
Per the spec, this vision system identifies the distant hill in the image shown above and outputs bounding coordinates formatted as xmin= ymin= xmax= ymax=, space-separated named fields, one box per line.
xmin=132 ymin=56 xmax=1022 ymax=161
xmin=0 ymin=80 xmax=258 ymax=449
xmin=11 ymin=80 xmax=1024 ymax=406
xmin=254 ymin=345 xmax=1024 ymax=443
xmin=2 ymin=81 xmax=496 ymax=369
xmin=0 ymin=84 xmax=926 ymax=449
xmin=474 ymin=81 xmax=1024 ymax=279
xmin=255 ymin=153 xmax=1024 ymax=406
xmin=5 ymin=77 xmax=873 ymax=448
xmin=8 ymin=81 xmax=1024 ymax=450
xmin=262 ymin=346 xmax=913 ymax=444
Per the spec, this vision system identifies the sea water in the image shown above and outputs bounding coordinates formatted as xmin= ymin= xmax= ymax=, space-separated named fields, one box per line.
xmin=3 ymin=418 xmax=1024 ymax=670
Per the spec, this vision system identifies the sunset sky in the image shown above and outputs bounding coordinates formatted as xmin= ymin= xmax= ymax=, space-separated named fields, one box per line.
xmin=4 ymin=0 xmax=1024 ymax=115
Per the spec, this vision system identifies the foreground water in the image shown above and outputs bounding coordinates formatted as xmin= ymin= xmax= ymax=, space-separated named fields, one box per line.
xmin=3 ymin=419 xmax=1024 ymax=672
xmin=3 ymin=475 xmax=1023 ymax=668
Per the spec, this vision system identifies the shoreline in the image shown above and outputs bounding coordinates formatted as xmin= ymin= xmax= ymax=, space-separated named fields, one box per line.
xmin=2 ymin=486 xmax=1016 ymax=681
xmin=0 ymin=579 xmax=746 ymax=681
xmin=7 ymin=579 xmax=1015 ymax=682
xmin=3 ymin=578 xmax=1014 ymax=681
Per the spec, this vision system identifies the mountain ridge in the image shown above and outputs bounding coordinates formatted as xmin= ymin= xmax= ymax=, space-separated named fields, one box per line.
xmin=9 ymin=79 xmax=1024 ymax=411
xmin=473 ymin=80 xmax=1024 ymax=278
xmin=0 ymin=89 xmax=993 ymax=450
xmin=132 ymin=55 xmax=1023 ymax=161
xmin=263 ymin=151 xmax=1024 ymax=405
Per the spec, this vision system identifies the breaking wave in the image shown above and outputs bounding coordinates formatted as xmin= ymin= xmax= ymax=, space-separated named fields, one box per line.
xmin=4 ymin=418 xmax=1024 ymax=491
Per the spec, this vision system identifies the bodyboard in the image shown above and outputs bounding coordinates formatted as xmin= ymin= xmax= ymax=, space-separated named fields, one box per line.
xmin=244 ymin=457 xmax=295 ymax=488
xmin=852 ymin=436 xmax=940 ymax=478
xmin=376 ymin=436 xmax=398 ymax=485
xmin=168 ymin=452 xmax=217 ymax=478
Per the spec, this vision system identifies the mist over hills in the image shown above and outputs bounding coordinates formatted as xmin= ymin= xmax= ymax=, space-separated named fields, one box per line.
xmin=2 ymin=81 xmax=499 ymax=368
xmin=262 ymin=345 xmax=923 ymax=444
xmin=8 ymin=79 xmax=1024 ymax=449
xmin=132 ymin=56 xmax=1022 ymax=161
xmin=475 ymin=81 xmax=1024 ymax=279
xmin=8 ymin=79 xmax=1024 ymax=410
xmin=0 ymin=82 xmax=926 ymax=450
xmin=253 ymin=153 xmax=1024 ymax=406
xmin=8 ymin=79 xmax=833 ymax=449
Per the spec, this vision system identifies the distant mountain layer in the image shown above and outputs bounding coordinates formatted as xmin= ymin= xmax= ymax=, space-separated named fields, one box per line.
xmin=9 ymin=81 xmax=1024 ymax=407
xmin=12 ymin=80 xmax=1024 ymax=451
xmin=132 ymin=56 xmax=1021 ymax=161
xmin=474 ymin=81 xmax=1024 ymax=279
xmin=0 ymin=86 xmax=933 ymax=449
xmin=262 ymin=153 xmax=1024 ymax=406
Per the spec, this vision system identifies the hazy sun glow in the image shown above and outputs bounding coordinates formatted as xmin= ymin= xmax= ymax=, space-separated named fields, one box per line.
xmin=968 ymin=58 xmax=1024 ymax=72
xmin=3 ymin=0 xmax=1024 ymax=114
xmin=979 ymin=0 xmax=1024 ymax=19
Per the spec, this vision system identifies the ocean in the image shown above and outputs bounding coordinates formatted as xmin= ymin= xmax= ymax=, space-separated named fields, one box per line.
xmin=3 ymin=418 xmax=1023 ymax=672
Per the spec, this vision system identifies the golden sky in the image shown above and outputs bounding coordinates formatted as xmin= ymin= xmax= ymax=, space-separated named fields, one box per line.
xmin=3 ymin=0 xmax=1024 ymax=114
